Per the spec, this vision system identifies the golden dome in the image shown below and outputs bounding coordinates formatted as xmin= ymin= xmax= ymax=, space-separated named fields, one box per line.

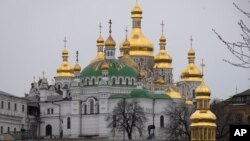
xmin=105 ymin=35 xmax=116 ymax=47
xmin=74 ymin=63 xmax=81 ymax=72
xmin=97 ymin=34 xmax=104 ymax=45
xmin=120 ymin=1 xmax=153 ymax=57
xmin=56 ymin=47 xmax=74 ymax=77
xmin=101 ymin=61 xmax=109 ymax=70
xmin=131 ymin=1 xmax=142 ymax=19
xmin=154 ymin=34 xmax=172 ymax=69
xmin=180 ymin=48 xmax=202 ymax=82
xmin=195 ymin=79 xmax=211 ymax=95
xmin=154 ymin=77 xmax=165 ymax=85
xmin=91 ymin=34 xmax=105 ymax=64
xmin=185 ymin=99 xmax=194 ymax=105
xmin=190 ymin=111 xmax=216 ymax=123
xmin=165 ymin=87 xmax=182 ymax=99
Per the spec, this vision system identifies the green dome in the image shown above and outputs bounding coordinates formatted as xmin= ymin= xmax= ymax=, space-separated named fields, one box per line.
xmin=80 ymin=59 xmax=138 ymax=78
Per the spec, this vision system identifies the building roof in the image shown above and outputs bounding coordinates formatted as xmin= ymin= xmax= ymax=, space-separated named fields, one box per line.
xmin=80 ymin=59 xmax=138 ymax=78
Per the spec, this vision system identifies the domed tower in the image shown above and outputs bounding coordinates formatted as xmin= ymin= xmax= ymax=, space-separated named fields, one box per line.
xmin=91 ymin=23 xmax=105 ymax=64
xmin=105 ymin=19 xmax=116 ymax=60
xmin=119 ymin=27 xmax=138 ymax=70
xmin=120 ymin=1 xmax=154 ymax=73
xmin=190 ymin=78 xmax=216 ymax=141
xmin=154 ymin=21 xmax=173 ymax=87
xmin=54 ymin=37 xmax=74 ymax=91
xmin=178 ymin=37 xmax=203 ymax=103
xmin=73 ymin=50 xmax=81 ymax=78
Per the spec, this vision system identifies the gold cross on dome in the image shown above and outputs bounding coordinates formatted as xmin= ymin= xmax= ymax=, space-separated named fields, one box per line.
xmin=161 ymin=20 xmax=164 ymax=34
xmin=76 ymin=50 xmax=79 ymax=62
xmin=63 ymin=37 xmax=67 ymax=48
xmin=42 ymin=71 xmax=45 ymax=78
xmin=109 ymin=19 xmax=112 ymax=34
xmin=98 ymin=22 xmax=102 ymax=34
xmin=190 ymin=36 xmax=193 ymax=48
xmin=125 ymin=27 xmax=128 ymax=39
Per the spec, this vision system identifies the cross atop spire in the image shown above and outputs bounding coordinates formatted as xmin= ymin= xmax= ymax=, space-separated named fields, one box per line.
xmin=201 ymin=59 xmax=205 ymax=75
xmin=161 ymin=20 xmax=165 ymax=34
xmin=190 ymin=36 xmax=193 ymax=48
xmin=109 ymin=19 xmax=112 ymax=34
xmin=76 ymin=50 xmax=79 ymax=62
xmin=125 ymin=26 xmax=128 ymax=40
xmin=42 ymin=71 xmax=45 ymax=79
xmin=99 ymin=22 xmax=102 ymax=34
xmin=63 ymin=37 xmax=67 ymax=48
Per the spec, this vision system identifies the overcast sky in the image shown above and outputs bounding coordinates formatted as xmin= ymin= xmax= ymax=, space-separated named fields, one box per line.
xmin=0 ymin=0 xmax=249 ymax=99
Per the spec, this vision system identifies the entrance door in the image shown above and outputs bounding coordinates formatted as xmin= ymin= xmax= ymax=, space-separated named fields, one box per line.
xmin=45 ymin=124 xmax=52 ymax=137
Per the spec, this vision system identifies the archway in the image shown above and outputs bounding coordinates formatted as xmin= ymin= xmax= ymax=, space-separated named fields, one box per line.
xmin=45 ymin=124 xmax=52 ymax=137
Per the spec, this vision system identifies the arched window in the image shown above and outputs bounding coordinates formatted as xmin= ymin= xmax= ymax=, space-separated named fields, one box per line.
xmin=90 ymin=99 xmax=94 ymax=114
xmin=107 ymin=51 xmax=110 ymax=56
xmin=14 ymin=128 xmax=16 ymax=134
xmin=67 ymin=117 xmax=71 ymax=129
xmin=192 ymin=89 xmax=195 ymax=98
xmin=96 ymin=103 xmax=99 ymax=114
xmin=58 ymin=85 xmax=61 ymax=90
xmin=1 ymin=101 xmax=4 ymax=109
xmin=113 ymin=115 xmax=116 ymax=127
xmin=126 ymin=78 xmax=129 ymax=85
xmin=86 ymin=79 xmax=89 ymax=86
xmin=92 ymin=79 xmax=95 ymax=85
xmin=112 ymin=78 xmax=115 ymax=85
xmin=132 ymin=79 xmax=134 ymax=85
xmin=99 ymin=78 xmax=101 ymax=82
xmin=8 ymin=102 xmax=10 ymax=110
xmin=119 ymin=78 xmax=122 ymax=85
xmin=160 ymin=115 xmax=164 ymax=128
xmin=84 ymin=104 xmax=87 ymax=114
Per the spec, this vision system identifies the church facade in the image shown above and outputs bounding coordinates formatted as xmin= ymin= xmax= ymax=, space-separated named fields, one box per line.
xmin=25 ymin=2 xmax=206 ymax=140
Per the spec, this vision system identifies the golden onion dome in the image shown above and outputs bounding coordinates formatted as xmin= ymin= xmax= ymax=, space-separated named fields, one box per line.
xmin=154 ymin=34 xmax=172 ymax=69
xmin=91 ymin=34 xmax=105 ymax=64
xmin=165 ymin=87 xmax=182 ymax=99
xmin=56 ymin=47 xmax=74 ymax=77
xmin=126 ymin=28 xmax=153 ymax=56
xmin=74 ymin=63 xmax=81 ymax=72
xmin=180 ymin=48 xmax=202 ymax=82
xmin=101 ymin=61 xmax=109 ymax=71
xmin=195 ymin=79 xmax=211 ymax=95
xmin=105 ymin=35 xmax=116 ymax=48
xmin=154 ymin=77 xmax=165 ymax=85
xmin=120 ymin=1 xmax=153 ymax=57
xmin=131 ymin=1 xmax=142 ymax=19
xmin=190 ymin=110 xmax=216 ymax=123
xmin=97 ymin=34 xmax=104 ymax=45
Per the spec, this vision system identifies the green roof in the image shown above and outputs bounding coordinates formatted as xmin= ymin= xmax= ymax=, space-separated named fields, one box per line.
xmin=233 ymin=89 xmax=250 ymax=97
xmin=109 ymin=88 xmax=172 ymax=100
xmin=80 ymin=59 xmax=138 ymax=78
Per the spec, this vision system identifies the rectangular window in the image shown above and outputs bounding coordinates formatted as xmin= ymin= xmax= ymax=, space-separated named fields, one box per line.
xmin=51 ymin=108 xmax=53 ymax=114
xmin=22 ymin=105 xmax=25 ymax=112
xmin=7 ymin=127 xmax=9 ymax=133
xmin=1 ymin=126 xmax=3 ymax=134
xmin=47 ymin=109 xmax=50 ymax=114
xmin=8 ymin=102 xmax=10 ymax=110
xmin=14 ymin=103 xmax=17 ymax=111
xmin=1 ymin=101 xmax=3 ymax=109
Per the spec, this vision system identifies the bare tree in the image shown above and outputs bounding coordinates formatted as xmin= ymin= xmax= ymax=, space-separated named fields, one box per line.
xmin=213 ymin=2 xmax=250 ymax=68
xmin=164 ymin=101 xmax=194 ymax=141
xmin=107 ymin=99 xmax=147 ymax=140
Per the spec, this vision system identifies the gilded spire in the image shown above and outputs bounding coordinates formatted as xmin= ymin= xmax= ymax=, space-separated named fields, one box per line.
xmin=91 ymin=23 xmax=105 ymax=64
xmin=154 ymin=21 xmax=172 ymax=69
xmin=74 ymin=50 xmax=81 ymax=72
xmin=105 ymin=19 xmax=116 ymax=48
xmin=190 ymin=72 xmax=216 ymax=141
xmin=123 ymin=27 xmax=130 ymax=54
xmin=56 ymin=37 xmax=74 ymax=77
xmin=180 ymin=36 xmax=202 ymax=82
